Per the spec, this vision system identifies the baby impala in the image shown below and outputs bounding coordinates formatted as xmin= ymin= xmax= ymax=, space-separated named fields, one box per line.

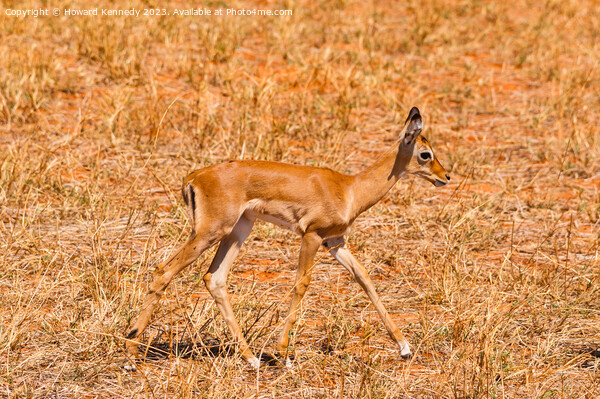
xmin=126 ymin=107 xmax=449 ymax=369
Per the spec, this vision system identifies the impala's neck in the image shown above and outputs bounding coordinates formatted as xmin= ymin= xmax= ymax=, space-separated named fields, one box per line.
xmin=350 ymin=140 xmax=412 ymax=217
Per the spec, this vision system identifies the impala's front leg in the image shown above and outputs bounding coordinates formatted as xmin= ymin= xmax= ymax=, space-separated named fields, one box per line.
xmin=277 ymin=232 xmax=322 ymax=360
xmin=326 ymin=239 xmax=412 ymax=359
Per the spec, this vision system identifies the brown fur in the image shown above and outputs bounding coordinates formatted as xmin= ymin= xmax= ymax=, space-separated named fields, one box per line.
xmin=125 ymin=107 xmax=449 ymax=367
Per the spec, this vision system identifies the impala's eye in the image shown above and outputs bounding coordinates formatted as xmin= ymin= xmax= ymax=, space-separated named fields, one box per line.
xmin=419 ymin=152 xmax=432 ymax=161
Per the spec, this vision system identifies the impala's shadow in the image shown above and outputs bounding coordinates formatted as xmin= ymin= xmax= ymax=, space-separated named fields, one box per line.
xmin=578 ymin=347 xmax=600 ymax=369
xmin=144 ymin=339 xmax=231 ymax=360
xmin=143 ymin=338 xmax=282 ymax=365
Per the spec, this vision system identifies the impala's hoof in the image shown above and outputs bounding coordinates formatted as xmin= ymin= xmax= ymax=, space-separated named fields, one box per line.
xmin=122 ymin=352 xmax=140 ymax=372
xmin=399 ymin=341 xmax=412 ymax=360
xmin=284 ymin=357 xmax=293 ymax=368
xmin=124 ymin=363 xmax=137 ymax=372
xmin=248 ymin=357 xmax=261 ymax=370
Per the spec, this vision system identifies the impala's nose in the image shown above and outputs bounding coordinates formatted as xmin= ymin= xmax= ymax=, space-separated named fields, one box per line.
xmin=445 ymin=174 xmax=450 ymax=181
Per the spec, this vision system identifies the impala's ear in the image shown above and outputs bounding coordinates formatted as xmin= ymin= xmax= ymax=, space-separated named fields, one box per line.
xmin=402 ymin=107 xmax=423 ymax=146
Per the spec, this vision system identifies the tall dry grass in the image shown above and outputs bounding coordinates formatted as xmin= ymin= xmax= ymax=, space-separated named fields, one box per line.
xmin=0 ymin=0 xmax=599 ymax=397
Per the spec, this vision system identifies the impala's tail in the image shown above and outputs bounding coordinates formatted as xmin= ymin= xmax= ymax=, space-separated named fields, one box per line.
xmin=182 ymin=182 xmax=197 ymax=231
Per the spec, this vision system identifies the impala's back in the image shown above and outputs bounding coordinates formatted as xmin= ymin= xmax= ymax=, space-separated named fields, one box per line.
xmin=184 ymin=160 xmax=355 ymax=237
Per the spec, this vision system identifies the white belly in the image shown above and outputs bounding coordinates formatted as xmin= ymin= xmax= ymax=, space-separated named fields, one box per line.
xmin=244 ymin=199 xmax=302 ymax=234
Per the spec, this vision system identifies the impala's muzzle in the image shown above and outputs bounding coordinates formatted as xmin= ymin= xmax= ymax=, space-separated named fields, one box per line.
xmin=434 ymin=174 xmax=450 ymax=187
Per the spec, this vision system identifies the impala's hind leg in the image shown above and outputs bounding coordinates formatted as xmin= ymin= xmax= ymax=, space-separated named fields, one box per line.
xmin=125 ymin=232 xmax=215 ymax=357
xmin=202 ymin=215 xmax=258 ymax=367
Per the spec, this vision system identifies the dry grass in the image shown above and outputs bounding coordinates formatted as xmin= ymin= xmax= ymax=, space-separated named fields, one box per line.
xmin=1 ymin=0 xmax=599 ymax=397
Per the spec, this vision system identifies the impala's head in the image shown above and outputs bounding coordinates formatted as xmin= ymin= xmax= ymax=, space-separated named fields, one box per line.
xmin=401 ymin=107 xmax=450 ymax=187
